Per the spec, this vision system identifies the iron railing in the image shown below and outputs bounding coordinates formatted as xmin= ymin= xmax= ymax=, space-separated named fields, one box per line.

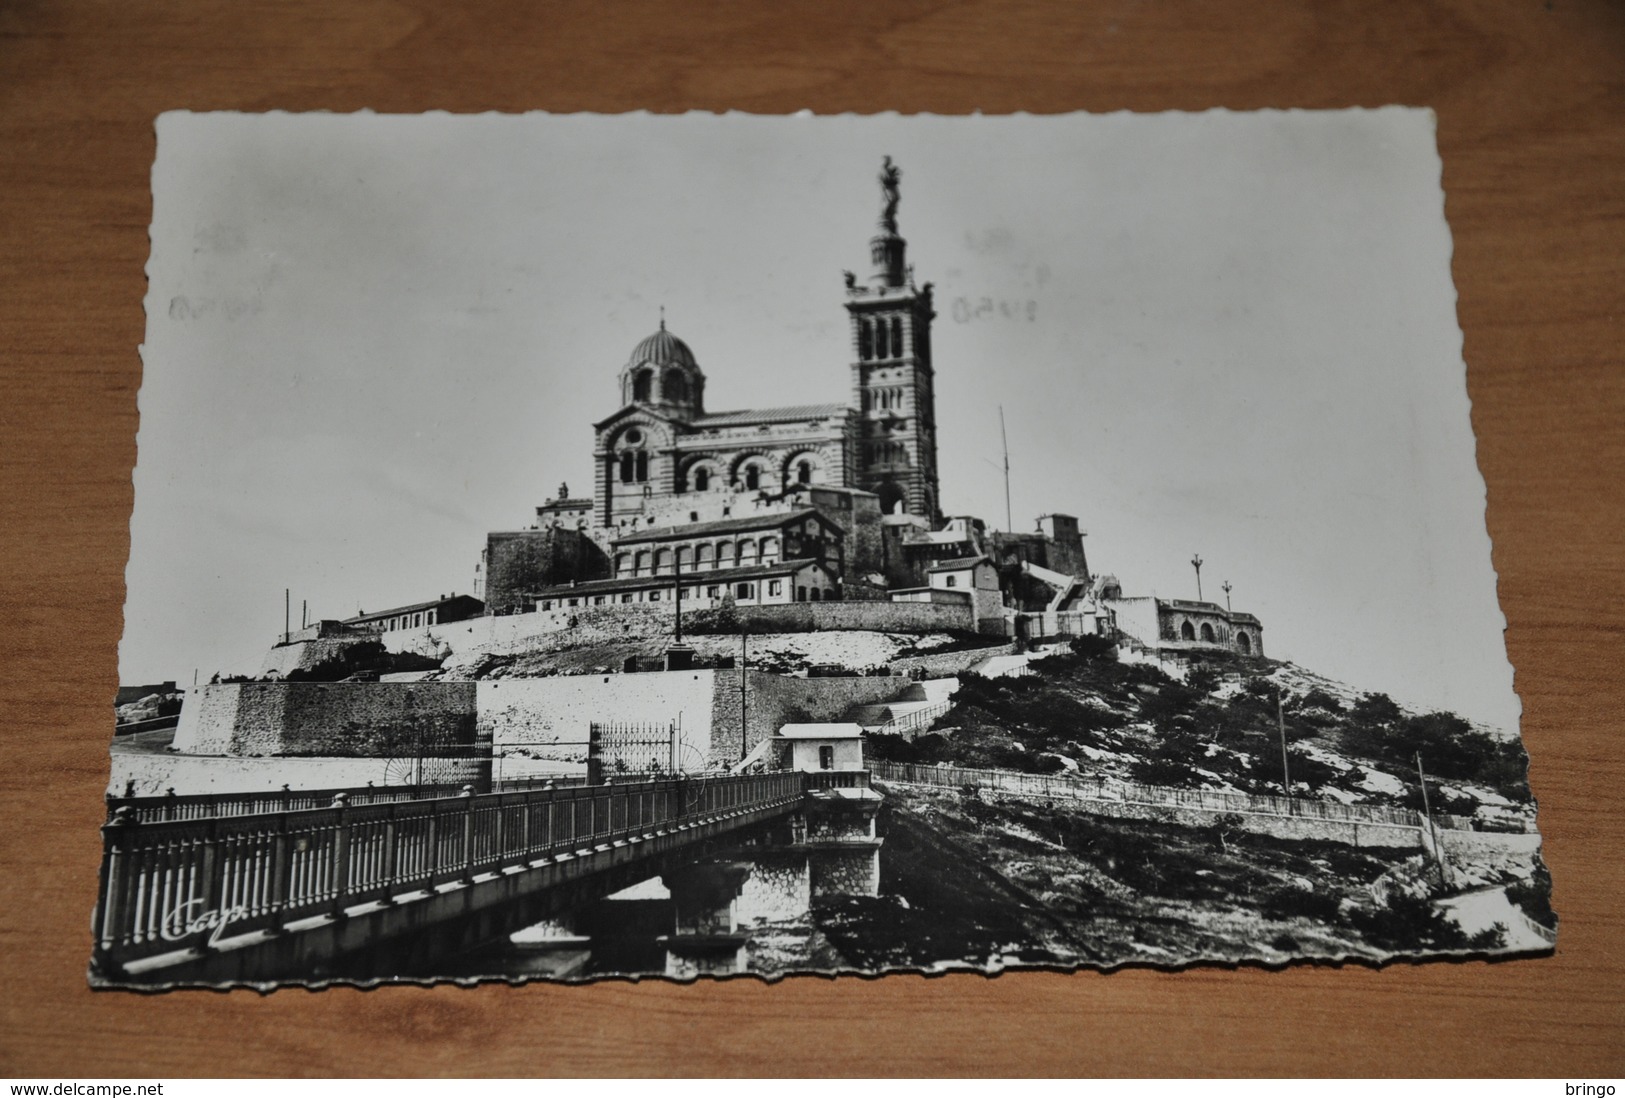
xmin=878 ymin=699 xmax=954 ymax=737
xmin=94 ymin=770 xmax=810 ymax=973
xmin=105 ymin=773 xmax=594 ymax=824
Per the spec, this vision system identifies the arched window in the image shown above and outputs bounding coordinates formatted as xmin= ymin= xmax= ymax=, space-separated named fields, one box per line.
xmin=619 ymin=452 xmax=635 ymax=483
xmin=891 ymin=316 xmax=904 ymax=358
xmin=1200 ymin=622 xmax=1216 ymax=642
xmin=1180 ymin=620 xmax=1196 ymax=641
xmin=632 ymin=370 xmax=652 ymax=402
xmin=760 ymin=536 xmax=779 ymax=563
xmin=676 ymin=545 xmax=692 ymax=571
xmin=797 ymin=586 xmax=808 ymax=602
xmin=859 ymin=318 xmax=873 ymax=361
xmin=797 ymin=460 xmax=812 ymax=484
xmin=744 ymin=464 xmax=761 ymax=491
xmin=615 ymin=553 xmax=632 ymax=576
xmin=634 ymin=550 xmax=651 ymax=576
xmin=810 ymin=587 xmax=822 ymax=602
xmin=945 ymin=575 xmax=957 ymax=587
xmin=717 ymin=541 xmax=735 ymax=568
xmin=1236 ymin=631 xmax=1252 ymax=654
xmin=655 ymin=548 xmax=674 ymax=575
xmin=738 ymin=540 xmax=758 ymax=566
xmin=877 ymin=481 xmax=905 ymax=515
xmin=696 ymin=543 xmax=714 ymax=569
xmin=665 ymin=369 xmax=687 ymax=403
xmin=634 ymin=451 xmax=648 ymax=482
xmin=694 ymin=467 xmax=710 ymax=492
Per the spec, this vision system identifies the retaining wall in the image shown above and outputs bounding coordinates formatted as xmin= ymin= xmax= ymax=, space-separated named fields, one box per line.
xmin=478 ymin=671 xmax=720 ymax=777
xmin=708 ymin=671 xmax=910 ymax=767
xmin=171 ymin=682 xmax=479 ymax=757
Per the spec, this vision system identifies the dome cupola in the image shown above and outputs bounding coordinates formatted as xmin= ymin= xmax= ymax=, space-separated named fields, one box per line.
xmin=618 ymin=317 xmax=705 ymax=417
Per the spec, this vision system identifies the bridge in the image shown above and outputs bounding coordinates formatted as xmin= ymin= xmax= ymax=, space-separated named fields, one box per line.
xmin=92 ymin=768 xmax=874 ymax=986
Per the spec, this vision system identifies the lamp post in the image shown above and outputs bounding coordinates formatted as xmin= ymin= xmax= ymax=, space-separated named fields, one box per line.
xmin=1191 ymin=555 xmax=1204 ymax=603
xmin=1222 ymin=580 xmax=1232 ymax=613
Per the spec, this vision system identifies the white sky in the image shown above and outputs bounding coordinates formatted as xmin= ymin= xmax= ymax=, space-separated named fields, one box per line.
xmin=124 ymin=109 xmax=1520 ymax=732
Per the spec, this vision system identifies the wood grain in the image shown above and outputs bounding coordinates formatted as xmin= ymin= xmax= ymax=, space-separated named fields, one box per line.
xmin=2 ymin=0 xmax=1621 ymax=1077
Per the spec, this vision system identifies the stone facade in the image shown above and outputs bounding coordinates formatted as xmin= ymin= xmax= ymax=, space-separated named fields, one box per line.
xmin=480 ymin=526 xmax=611 ymax=615
xmin=1107 ymin=596 xmax=1264 ymax=657
xmin=172 ymin=681 xmax=480 ymax=758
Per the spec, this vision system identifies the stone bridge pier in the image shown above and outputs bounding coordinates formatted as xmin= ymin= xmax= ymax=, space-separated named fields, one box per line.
xmin=660 ymin=862 xmax=752 ymax=978
xmin=803 ymin=788 xmax=883 ymax=898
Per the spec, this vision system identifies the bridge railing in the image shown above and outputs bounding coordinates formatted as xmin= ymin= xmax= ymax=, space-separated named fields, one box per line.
xmin=105 ymin=773 xmax=606 ymax=824
xmin=94 ymin=770 xmax=809 ymax=974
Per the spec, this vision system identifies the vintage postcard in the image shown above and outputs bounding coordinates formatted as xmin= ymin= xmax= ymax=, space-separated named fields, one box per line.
xmin=98 ymin=109 xmax=1551 ymax=988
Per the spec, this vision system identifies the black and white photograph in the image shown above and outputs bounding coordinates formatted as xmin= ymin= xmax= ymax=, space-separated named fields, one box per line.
xmin=96 ymin=108 xmax=1553 ymax=989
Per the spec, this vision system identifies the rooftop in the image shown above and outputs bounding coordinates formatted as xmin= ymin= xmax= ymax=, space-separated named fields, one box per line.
xmin=691 ymin=403 xmax=849 ymax=429
xmin=626 ymin=325 xmax=698 ymax=370
xmin=926 ymin=555 xmax=989 ymax=573
xmin=345 ymin=594 xmax=481 ymax=623
xmin=530 ymin=558 xmax=828 ymax=598
xmin=777 ymin=723 xmax=864 ymax=740
xmin=612 ymin=508 xmax=842 ymax=545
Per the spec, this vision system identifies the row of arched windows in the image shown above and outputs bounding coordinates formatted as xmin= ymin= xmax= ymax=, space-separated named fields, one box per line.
xmin=630 ymin=367 xmax=694 ymax=405
xmin=615 ymin=536 xmax=783 ymax=577
xmin=864 ymin=441 xmax=910 ymax=466
xmin=1172 ymin=618 xmax=1255 ymax=654
xmin=677 ymin=456 xmax=818 ymax=494
xmin=862 ymin=387 xmax=906 ymax=413
xmin=617 ymin=451 xmax=649 ymax=483
xmin=858 ymin=315 xmax=905 ymax=361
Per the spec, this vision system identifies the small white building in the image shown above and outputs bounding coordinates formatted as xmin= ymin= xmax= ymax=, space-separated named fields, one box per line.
xmin=777 ymin=723 xmax=864 ymax=772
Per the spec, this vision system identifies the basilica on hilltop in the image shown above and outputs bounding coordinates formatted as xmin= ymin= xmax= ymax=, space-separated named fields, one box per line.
xmin=455 ymin=158 xmax=1264 ymax=660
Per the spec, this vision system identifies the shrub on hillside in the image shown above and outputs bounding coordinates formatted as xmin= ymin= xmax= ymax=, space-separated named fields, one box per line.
xmin=1505 ymin=865 xmax=1557 ymax=931
xmin=1184 ymin=664 xmax=1222 ymax=695
xmin=1347 ymin=892 xmax=1504 ymax=953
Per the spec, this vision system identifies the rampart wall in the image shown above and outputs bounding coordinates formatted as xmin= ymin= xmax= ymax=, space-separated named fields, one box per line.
xmin=728 ymin=600 xmax=973 ymax=635
xmin=707 ymin=671 xmax=907 ymax=766
xmin=171 ymin=682 xmax=479 ymax=757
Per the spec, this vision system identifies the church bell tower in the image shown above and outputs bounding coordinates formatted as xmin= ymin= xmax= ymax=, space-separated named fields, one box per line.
xmin=845 ymin=157 xmax=940 ymax=521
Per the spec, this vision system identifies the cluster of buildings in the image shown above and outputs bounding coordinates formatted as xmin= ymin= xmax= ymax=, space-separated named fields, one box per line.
xmin=341 ymin=159 xmax=1265 ymax=663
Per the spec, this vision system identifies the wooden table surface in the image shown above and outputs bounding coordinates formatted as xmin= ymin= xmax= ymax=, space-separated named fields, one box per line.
xmin=3 ymin=0 xmax=1621 ymax=1078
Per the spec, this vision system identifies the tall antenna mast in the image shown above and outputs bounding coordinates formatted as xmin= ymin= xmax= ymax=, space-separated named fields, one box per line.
xmin=999 ymin=405 xmax=1013 ymax=533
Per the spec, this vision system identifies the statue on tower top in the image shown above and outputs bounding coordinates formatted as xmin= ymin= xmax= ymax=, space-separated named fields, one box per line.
xmin=879 ymin=156 xmax=901 ymax=233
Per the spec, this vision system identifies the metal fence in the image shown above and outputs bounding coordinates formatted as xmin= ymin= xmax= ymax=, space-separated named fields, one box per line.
xmin=870 ymin=759 xmax=1425 ymax=829
xmin=878 ymin=699 xmax=954 ymax=738
xmin=94 ymin=769 xmax=807 ymax=973
xmin=105 ymin=772 xmax=592 ymax=824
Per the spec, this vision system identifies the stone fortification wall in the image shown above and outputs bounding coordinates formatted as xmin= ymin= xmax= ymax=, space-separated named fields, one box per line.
xmin=171 ymin=682 xmax=478 ymax=758
xmin=707 ymin=671 xmax=909 ymax=766
xmin=483 ymin=526 xmax=610 ymax=615
xmin=729 ymin=600 xmax=973 ymax=636
xmin=257 ymin=635 xmax=376 ymax=679
xmin=383 ymin=603 xmax=704 ymax=663
xmin=478 ymin=671 xmax=719 ymax=777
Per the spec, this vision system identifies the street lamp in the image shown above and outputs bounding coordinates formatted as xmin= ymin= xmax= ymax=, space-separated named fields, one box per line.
xmin=1191 ymin=555 xmax=1204 ymax=603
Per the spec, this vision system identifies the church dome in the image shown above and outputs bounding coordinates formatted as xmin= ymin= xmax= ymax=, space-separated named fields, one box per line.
xmin=626 ymin=324 xmax=697 ymax=369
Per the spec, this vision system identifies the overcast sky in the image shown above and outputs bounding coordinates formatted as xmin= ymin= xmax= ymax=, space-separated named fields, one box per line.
xmin=125 ymin=108 xmax=1519 ymax=732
